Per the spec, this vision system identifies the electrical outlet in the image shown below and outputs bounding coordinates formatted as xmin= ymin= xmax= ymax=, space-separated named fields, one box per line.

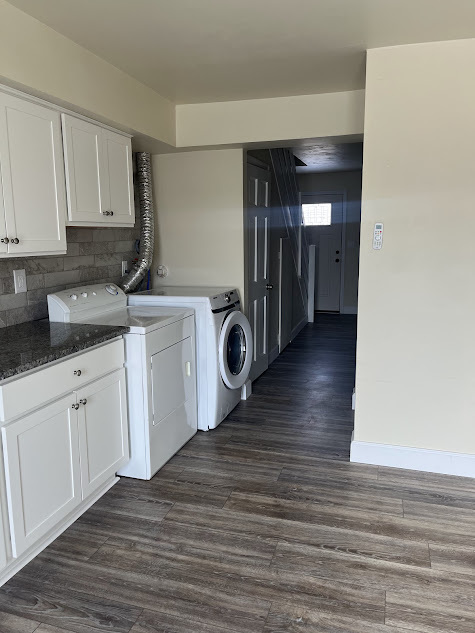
xmin=121 ymin=260 xmax=128 ymax=275
xmin=13 ymin=269 xmax=27 ymax=294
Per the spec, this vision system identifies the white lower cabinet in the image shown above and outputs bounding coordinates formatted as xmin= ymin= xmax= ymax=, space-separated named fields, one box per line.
xmin=76 ymin=369 xmax=129 ymax=499
xmin=0 ymin=340 xmax=129 ymax=575
xmin=1 ymin=395 xmax=82 ymax=558
xmin=0 ymin=502 xmax=7 ymax=571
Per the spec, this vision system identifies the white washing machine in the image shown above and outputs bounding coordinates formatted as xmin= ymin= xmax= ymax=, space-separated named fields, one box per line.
xmin=129 ymin=287 xmax=253 ymax=430
xmin=48 ymin=283 xmax=198 ymax=479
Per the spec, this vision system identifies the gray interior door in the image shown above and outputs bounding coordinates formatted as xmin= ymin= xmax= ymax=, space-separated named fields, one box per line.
xmin=245 ymin=162 xmax=271 ymax=381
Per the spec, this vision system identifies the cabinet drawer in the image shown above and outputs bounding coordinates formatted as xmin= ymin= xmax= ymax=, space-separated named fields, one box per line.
xmin=0 ymin=339 xmax=124 ymax=422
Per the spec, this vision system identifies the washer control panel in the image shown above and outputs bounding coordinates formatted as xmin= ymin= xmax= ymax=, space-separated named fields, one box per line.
xmin=209 ymin=289 xmax=240 ymax=311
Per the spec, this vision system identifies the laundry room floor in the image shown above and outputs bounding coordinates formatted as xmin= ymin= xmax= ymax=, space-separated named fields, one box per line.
xmin=1 ymin=314 xmax=474 ymax=633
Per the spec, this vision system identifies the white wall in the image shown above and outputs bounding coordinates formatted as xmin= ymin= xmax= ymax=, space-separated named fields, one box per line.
xmin=152 ymin=149 xmax=245 ymax=299
xmin=354 ymin=39 xmax=475 ymax=456
xmin=299 ymin=170 xmax=362 ymax=313
xmin=0 ymin=0 xmax=175 ymax=146
xmin=176 ymin=90 xmax=365 ymax=148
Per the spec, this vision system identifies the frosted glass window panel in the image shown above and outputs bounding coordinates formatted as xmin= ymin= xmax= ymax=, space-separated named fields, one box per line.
xmin=302 ymin=203 xmax=332 ymax=226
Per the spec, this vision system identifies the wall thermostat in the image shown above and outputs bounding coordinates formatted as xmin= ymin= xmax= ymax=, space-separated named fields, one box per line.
xmin=373 ymin=223 xmax=383 ymax=250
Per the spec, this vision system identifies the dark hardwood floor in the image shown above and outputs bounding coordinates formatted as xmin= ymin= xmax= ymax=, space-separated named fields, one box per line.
xmin=1 ymin=314 xmax=475 ymax=633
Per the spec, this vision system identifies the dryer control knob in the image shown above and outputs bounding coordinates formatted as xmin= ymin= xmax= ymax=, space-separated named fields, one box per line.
xmin=105 ymin=284 xmax=119 ymax=295
xmin=225 ymin=294 xmax=231 ymax=303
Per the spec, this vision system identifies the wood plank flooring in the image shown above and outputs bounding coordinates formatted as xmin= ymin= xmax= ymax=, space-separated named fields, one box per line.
xmin=1 ymin=314 xmax=475 ymax=633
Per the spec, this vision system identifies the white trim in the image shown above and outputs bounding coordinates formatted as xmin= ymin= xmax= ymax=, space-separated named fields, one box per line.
xmin=341 ymin=305 xmax=358 ymax=315
xmin=350 ymin=440 xmax=475 ymax=478
xmin=0 ymin=476 xmax=119 ymax=588
xmin=0 ymin=82 xmax=132 ymax=138
xmin=308 ymin=245 xmax=316 ymax=322
xmin=291 ymin=316 xmax=307 ymax=341
xmin=269 ymin=345 xmax=279 ymax=364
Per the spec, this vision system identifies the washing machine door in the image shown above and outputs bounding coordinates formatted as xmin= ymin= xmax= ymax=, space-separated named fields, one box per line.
xmin=218 ymin=310 xmax=253 ymax=390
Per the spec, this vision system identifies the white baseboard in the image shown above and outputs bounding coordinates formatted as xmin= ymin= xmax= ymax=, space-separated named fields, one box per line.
xmin=269 ymin=345 xmax=279 ymax=365
xmin=350 ymin=439 xmax=475 ymax=478
xmin=291 ymin=317 xmax=308 ymax=340
xmin=341 ymin=306 xmax=358 ymax=315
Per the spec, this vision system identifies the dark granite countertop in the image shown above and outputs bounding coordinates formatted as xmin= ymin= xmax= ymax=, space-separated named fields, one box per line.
xmin=0 ymin=319 xmax=128 ymax=381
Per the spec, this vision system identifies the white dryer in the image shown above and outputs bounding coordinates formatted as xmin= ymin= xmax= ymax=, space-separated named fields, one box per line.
xmin=48 ymin=283 xmax=198 ymax=479
xmin=129 ymin=287 xmax=253 ymax=430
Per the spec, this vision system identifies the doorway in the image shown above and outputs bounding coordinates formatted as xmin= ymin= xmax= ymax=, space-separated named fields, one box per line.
xmin=302 ymin=192 xmax=345 ymax=313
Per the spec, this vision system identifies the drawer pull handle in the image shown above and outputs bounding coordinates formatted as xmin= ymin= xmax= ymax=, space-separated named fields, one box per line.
xmin=1 ymin=237 xmax=9 ymax=244
xmin=71 ymin=403 xmax=79 ymax=410
xmin=185 ymin=361 xmax=191 ymax=377
xmin=74 ymin=369 xmax=82 ymax=376
xmin=79 ymin=399 xmax=87 ymax=405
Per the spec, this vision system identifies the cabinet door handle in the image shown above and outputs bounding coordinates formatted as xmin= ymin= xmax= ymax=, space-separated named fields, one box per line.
xmin=185 ymin=361 xmax=191 ymax=377
xmin=110 ymin=211 xmax=114 ymax=216
xmin=11 ymin=238 xmax=19 ymax=244
xmin=1 ymin=237 xmax=9 ymax=244
xmin=79 ymin=399 xmax=87 ymax=405
xmin=74 ymin=369 xmax=82 ymax=376
xmin=71 ymin=403 xmax=79 ymax=410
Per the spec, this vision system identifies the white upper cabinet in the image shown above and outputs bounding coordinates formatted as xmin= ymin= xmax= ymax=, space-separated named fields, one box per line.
xmin=62 ymin=114 xmax=135 ymax=226
xmin=0 ymin=92 xmax=67 ymax=257
xmin=61 ymin=115 xmax=104 ymax=224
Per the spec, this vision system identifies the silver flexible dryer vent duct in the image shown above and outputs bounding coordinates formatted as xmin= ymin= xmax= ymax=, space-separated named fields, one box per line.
xmin=119 ymin=152 xmax=154 ymax=294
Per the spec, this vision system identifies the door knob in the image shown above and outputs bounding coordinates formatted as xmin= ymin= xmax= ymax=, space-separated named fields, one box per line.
xmin=71 ymin=403 xmax=79 ymax=410
xmin=11 ymin=238 xmax=19 ymax=244
xmin=266 ymin=284 xmax=273 ymax=290
xmin=1 ymin=237 xmax=8 ymax=244
xmin=79 ymin=399 xmax=87 ymax=405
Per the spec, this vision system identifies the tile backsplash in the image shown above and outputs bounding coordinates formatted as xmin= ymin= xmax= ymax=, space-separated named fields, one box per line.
xmin=0 ymin=226 xmax=140 ymax=327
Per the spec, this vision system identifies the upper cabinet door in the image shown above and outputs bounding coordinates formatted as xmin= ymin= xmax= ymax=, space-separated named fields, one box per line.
xmin=0 ymin=156 xmax=7 ymax=255
xmin=62 ymin=115 xmax=134 ymax=226
xmin=0 ymin=92 xmax=67 ymax=255
xmin=103 ymin=129 xmax=134 ymax=225
xmin=62 ymin=114 xmax=108 ymax=224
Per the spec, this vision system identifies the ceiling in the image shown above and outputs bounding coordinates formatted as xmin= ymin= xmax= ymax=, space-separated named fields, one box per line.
xmin=294 ymin=142 xmax=363 ymax=173
xmin=7 ymin=0 xmax=475 ymax=104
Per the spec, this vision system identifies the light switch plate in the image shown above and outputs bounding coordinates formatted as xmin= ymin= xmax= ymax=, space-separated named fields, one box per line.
xmin=13 ymin=269 xmax=27 ymax=294
xmin=121 ymin=260 xmax=128 ymax=275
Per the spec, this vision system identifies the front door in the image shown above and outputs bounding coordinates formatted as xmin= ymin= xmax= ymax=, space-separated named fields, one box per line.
xmin=303 ymin=194 xmax=343 ymax=313
xmin=245 ymin=162 xmax=271 ymax=380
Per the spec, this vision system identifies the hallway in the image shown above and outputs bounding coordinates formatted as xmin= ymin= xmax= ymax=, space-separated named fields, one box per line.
xmin=1 ymin=315 xmax=475 ymax=633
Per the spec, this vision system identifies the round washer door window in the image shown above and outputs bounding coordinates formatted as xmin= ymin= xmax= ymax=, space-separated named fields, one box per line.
xmin=218 ymin=310 xmax=253 ymax=389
